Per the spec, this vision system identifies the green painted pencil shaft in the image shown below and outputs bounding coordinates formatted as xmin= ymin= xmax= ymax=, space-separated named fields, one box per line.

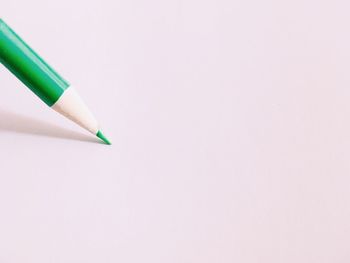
xmin=0 ymin=19 xmax=69 ymax=106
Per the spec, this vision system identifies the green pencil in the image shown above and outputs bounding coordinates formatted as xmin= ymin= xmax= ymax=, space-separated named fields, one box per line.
xmin=0 ymin=19 xmax=111 ymax=145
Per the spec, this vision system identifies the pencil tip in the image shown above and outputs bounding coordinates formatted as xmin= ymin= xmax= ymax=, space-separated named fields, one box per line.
xmin=96 ymin=130 xmax=112 ymax=145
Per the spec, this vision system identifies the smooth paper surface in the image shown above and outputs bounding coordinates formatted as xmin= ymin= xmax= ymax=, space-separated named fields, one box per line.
xmin=1 ymin=1 xmax=350 ymax=263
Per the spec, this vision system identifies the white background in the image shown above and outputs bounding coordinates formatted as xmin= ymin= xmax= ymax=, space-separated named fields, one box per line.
xmin=1 ymin=0 xmax=350 ymax=262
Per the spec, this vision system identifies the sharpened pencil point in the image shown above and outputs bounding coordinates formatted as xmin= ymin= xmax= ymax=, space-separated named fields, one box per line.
xmin=96 ymin=130 xmax=111 ymax=145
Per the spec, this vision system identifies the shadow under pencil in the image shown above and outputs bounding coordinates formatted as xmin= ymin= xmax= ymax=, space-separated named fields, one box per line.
xmin=0 ymin=108 xmax=102 ymax=144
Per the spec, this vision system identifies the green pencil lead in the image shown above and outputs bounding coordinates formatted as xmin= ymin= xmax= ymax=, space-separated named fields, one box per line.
xmin=96 ymin=130 xmax=112 ymax=145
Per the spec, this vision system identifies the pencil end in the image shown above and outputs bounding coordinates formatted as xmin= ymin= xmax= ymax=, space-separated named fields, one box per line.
xmin=96 ymin=130 xmax=112 ymax=145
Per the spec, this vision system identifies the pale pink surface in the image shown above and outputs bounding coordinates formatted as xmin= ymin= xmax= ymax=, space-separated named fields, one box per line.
xmin=1 ymin=0 xmax=350 ymax=262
